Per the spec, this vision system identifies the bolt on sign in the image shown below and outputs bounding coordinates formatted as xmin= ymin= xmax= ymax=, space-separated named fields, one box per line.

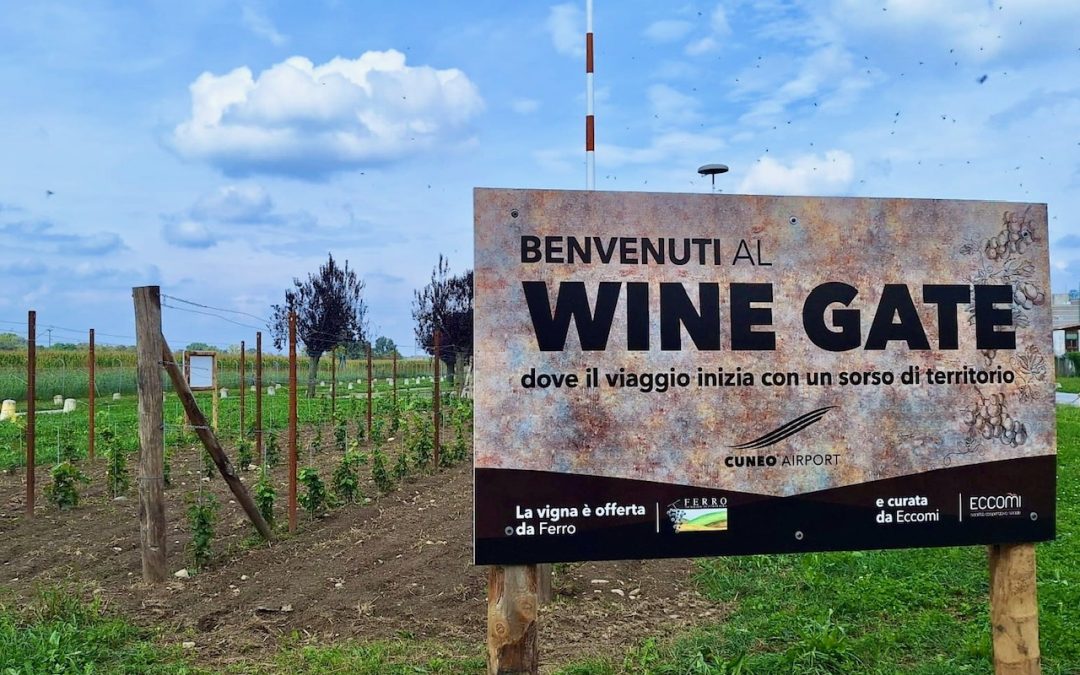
xmin=473 ymin=188 xmax=1056 ymax=565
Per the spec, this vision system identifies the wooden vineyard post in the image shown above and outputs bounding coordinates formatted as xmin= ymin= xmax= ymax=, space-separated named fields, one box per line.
xmin=989 ymin=543 xmax=1041 ymax=674
xmin=239 ymin=340 xmax=246 ymax=439
xmin=366 ymin=344 xmax=373 ymax=439
xmin=132 ymin=287 xmax=167 ymax=582
xmin=159 ymin=337 xmax=272 ymax=541
xmin=88 ymin=328 xmax=95 ymax=461
xmin=392 ymin=351 xmax=397 ymax=407
xmin=288 ymin=311 xmax=298 ymax=534
xmin=211 ymin=356 xmax=219 ymax=432
xmin=25 ymin=310 xmax=36 ymax=516
xmin=256 ymin=332 xmax=263 ymax=464
xmin=433 ymin=331 xmax=440 ymax=469
xmin=330 ymin=347 xmax=336 ymax=416
xmin=487 ymin=565 xmax=539 ymax=674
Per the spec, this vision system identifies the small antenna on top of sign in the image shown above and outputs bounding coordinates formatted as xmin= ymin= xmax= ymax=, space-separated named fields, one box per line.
xmin=698 ymin=164 xmax=729 ymax=193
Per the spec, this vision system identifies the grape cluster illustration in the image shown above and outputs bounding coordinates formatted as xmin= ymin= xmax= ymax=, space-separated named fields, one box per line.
xmin=1013 ymin=280 xmax=1045 ymax=309
xmin=984 ymin=210 xmax=1035 ymax=261
xmin=961 ymin=392 xmax=1028 ymax=447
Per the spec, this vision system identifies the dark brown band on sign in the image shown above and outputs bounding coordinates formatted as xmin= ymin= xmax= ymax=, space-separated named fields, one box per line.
xmin=474 ymin=454 xmax=1057 ymax=565
xmin=586 ymin=116 xmax=595 ymax=151
xmin=586 ymin=33 xmax=594 ymax=73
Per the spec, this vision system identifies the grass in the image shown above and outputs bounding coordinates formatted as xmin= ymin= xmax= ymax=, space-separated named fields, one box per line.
xmin=260 ymin=636 xmax=486 ymax=674
xmin=558 ymin=405 xmax=1080 ymax=674
xmin=0 ymin=350 xmax=436 ymax=402
xmin=0 ymin=588 xmax=196 ymax=674
xmin=1056 ymin=376 xmax=1080 ymax=394
xmin=0 ymin=383 xmax=447 ymax=469
xmin=0 ymin=403 xmax=1074 ymax=673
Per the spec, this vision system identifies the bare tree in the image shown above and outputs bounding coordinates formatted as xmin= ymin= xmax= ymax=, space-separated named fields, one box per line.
xmin=270 ymin=253 xmax=367 ymax=397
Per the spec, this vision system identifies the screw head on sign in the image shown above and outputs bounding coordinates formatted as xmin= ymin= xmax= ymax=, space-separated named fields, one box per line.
xmin=1030 ymin=512 xmax=1038 ymax=521
xmin=795 ymin=530 xmax=804 ymax=541
xmin=510 ymin=209 xmax=519 ymax=218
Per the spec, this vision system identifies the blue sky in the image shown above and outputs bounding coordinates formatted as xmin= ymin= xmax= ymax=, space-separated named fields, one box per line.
xmin=0 ymin=0 xmax=1077 ymax=353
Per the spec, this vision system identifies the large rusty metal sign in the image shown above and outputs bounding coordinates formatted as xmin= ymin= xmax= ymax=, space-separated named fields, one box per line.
xmin=473 ymin=188 xmax=1055 ymax=564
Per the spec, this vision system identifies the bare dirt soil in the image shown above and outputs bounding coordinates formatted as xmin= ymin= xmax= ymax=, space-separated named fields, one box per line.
xmin=0 ymin=425 xmax=727 ymax=672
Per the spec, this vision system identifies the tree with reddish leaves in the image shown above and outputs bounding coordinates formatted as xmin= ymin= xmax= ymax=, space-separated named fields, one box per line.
xmin=270 ymin=253 xmax=368 ymax=398
xmin=412 ymin=255 xmax=473 ymax=390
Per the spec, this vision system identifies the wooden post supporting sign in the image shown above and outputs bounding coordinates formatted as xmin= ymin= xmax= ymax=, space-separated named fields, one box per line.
xmin=989 ymin=543 xmax=1041 ymax=674
xmin=487 ymin=565 xmax=539 ymax=674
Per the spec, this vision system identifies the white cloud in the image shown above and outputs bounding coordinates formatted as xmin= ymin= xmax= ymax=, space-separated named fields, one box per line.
xmin=162 ymin=220 xmax=216 ymax=249
xmin=828 ymin=0 xmax=1080 ymax=61
xmin=647 ymin=84 xmax=701 ymax=125
xmin=171 ymin=50 xmax=483 ymax=178
xmin=190 ymin=184 xmax=276 ymax=223
xmin=737 ymin=45 xmax=874 ymax=125
xmin=600 ymin=131 xmax=726 ymax=166
xmin=709 ymin=4 xmax=731 ymax=36
xmin=644 ymin=19 xmax=692 ymax=43
xmin=511 ymin=98 xmax=540 ymax=114
xmin=685 ymin=37 xmax=718 ymax=56
xmin=739 ymin=150 xmax=855 ymax=195
xmin=684 ymin=4 xmax=732 ymax=55
xmin=241 ymin=2 xmax=287 ymax=46
xmin=546 ymin=4 xmax=584 ymax=57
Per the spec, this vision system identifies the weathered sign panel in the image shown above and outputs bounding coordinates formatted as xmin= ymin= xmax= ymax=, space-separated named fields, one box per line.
xmin=184 ymin=351 xmax=216 ymax=391
xmin=473 ymin=188 xmax=1055 ymax=565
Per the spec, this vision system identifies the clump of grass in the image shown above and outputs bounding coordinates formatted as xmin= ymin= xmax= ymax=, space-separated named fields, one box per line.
xmin=0 ymin=589 xmax=191 ymax=672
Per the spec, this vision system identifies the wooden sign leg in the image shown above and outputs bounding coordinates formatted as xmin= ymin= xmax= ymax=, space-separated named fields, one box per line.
xmin=536 ymin=563 xmax=553 ymax=605
xmin=488 ymin=565 xmax=538 ymax=674
xmin=989 ymin=543 xmax=1041 ymax=675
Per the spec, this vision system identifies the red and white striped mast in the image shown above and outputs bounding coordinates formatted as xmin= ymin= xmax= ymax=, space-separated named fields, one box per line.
xmin=585 ymin=0 xmax=595 ymax=190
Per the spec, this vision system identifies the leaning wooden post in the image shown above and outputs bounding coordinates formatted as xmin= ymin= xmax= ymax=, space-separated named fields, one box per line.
xmin=132 ymin=287 xmax=167 ymax=582
xmin=25 ymin=310 xmax=36 ymax=516
xmin=366 ymin=344 xmax=373 ymax=438
xmin=488 ymin=565 xmax=539 ymax=674
xmin=433 ymin=331 xmax=440 ymax=469
xmin=989 ymin=543 xmax=1041 ymax=674
xmin=88 ymin=328 xmax=96 ymax=461
xmin=160 ymin=338 xmax=273 ymax=541
xmin=239 ymin=340 xmax=246 ymax=439
xmin=288 ymin=311 xmax=298 ymax=534
xmin=255 ymin=332 xmax=263 ymax=464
